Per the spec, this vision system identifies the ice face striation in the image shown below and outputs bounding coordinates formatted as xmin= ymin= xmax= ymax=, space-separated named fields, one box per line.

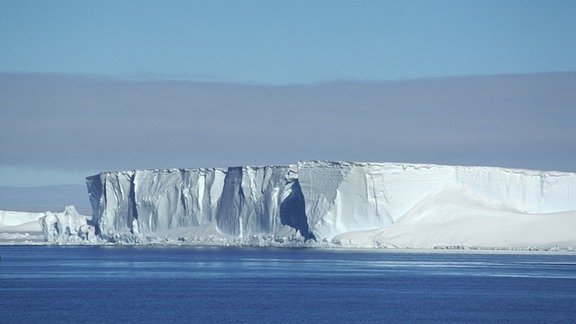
xmin=214 ymin=165 xmax=310 ymax=238
xmin=86 ymin=165 xmax=313 ymax=241
xmin=84 ymin=161 xmax=576 ymax=248
xmin=87 ymin=168 xmax=225 ymax=236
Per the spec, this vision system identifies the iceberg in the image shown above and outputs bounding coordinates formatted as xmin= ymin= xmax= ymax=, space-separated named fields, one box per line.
xmin=41 ymin=161 xmax=576 ymax=249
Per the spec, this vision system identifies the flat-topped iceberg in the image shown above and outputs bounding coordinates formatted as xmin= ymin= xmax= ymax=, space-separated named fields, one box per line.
xmin=37 ymin=161 xmax=576 ymax=249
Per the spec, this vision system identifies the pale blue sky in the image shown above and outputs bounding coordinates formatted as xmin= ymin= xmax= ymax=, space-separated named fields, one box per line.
xmin=1 ymin=0 xmax=575 ymax=83
xmin=1 ymin=0 xmax=576 ymax=190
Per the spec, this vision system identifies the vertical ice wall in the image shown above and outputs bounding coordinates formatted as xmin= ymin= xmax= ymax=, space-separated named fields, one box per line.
xmin=132 ymin=168 xmax=226 ymax=233
xmin=86 ymin=168 xmax=226 ymax=235
xmin=86 ymin=171 xmax=136 ymax=235
xmin=86 ymin=165 xmax=313 ymax=239
xmin=454 ymin=166 xmax=576 ymax=213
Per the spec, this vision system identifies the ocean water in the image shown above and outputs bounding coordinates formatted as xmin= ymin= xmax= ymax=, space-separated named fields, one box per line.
xmin=0 ymin=246 xmax=575 ymax=323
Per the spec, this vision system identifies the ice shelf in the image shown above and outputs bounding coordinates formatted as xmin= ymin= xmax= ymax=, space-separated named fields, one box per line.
xmin=34 ymin=161 xmax=576 ymax=249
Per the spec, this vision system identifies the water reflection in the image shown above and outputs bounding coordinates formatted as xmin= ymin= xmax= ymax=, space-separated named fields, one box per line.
xmin=2 ymin=246 xmax=575 ymax=280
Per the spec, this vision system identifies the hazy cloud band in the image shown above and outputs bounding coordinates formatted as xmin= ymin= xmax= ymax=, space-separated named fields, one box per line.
xmin=1 ymin=72 xmax=575 ymax=173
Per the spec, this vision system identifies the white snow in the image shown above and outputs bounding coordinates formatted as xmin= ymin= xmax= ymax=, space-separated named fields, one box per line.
xmin=0 ymin=210 xmax=44 ymax=231
xmin=0 ymin=210 xmax=45 ymax=244
xmin=300 ymin=161 xmax=576 ymax=249
xmin=333 ymin=183 xmax=576 ymax=249
xmin=5 ymin=161 xmax=576 ymax=250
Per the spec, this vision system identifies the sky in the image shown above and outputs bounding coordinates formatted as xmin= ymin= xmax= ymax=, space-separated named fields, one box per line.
xmin=1 ymin=0 xmax=576 ymax=82
xmin=1 ymin=0 xmax=576 ymax=187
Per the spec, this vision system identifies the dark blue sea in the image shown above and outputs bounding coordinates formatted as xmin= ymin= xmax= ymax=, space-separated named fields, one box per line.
xmin=1 ymin=246 xmax=575 ymax=323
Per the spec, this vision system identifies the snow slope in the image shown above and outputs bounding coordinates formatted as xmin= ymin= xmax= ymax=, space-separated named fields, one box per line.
xmin=74 ymin=161 xmax=576 ymax=249
xmin=333 ymin=183 xmax=576 ymax=249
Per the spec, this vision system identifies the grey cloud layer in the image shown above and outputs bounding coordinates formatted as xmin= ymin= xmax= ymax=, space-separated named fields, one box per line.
xmin=1 ymin=72 xmax=575 ymax=172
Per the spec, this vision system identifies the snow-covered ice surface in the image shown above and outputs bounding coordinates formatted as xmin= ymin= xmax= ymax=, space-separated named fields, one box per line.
xmin=302 ymin=161 xmax=576 ymax=250
xmin=4 ymin=161 xmax=576 ymax=250
xmin=0 ymin=210 xmax=46 ymax=244
xmin=333 ymin=183 xmax=576 ymax=250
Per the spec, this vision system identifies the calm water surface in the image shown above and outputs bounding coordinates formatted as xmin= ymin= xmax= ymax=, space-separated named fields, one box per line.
xmin=1 ymin=246 xmax=575 ymax=323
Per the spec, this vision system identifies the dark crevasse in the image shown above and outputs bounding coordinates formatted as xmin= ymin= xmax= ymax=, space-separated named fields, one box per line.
xmin=86 ymin=175 xmax=103 ymax=236
xmin=215 ymin=166 xmax=303 ymax=238
xmin=128 ymin=172 xmax=138 ymax=234
xmin=280 ymin=179 xmax=315 ymax=241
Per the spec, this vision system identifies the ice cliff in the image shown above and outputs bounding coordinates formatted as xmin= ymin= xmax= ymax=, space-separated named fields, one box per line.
xmin=86 ymin=165 xmax=313 ymax=243
xmin=51 ymin=161 xmax=576 ymax=248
